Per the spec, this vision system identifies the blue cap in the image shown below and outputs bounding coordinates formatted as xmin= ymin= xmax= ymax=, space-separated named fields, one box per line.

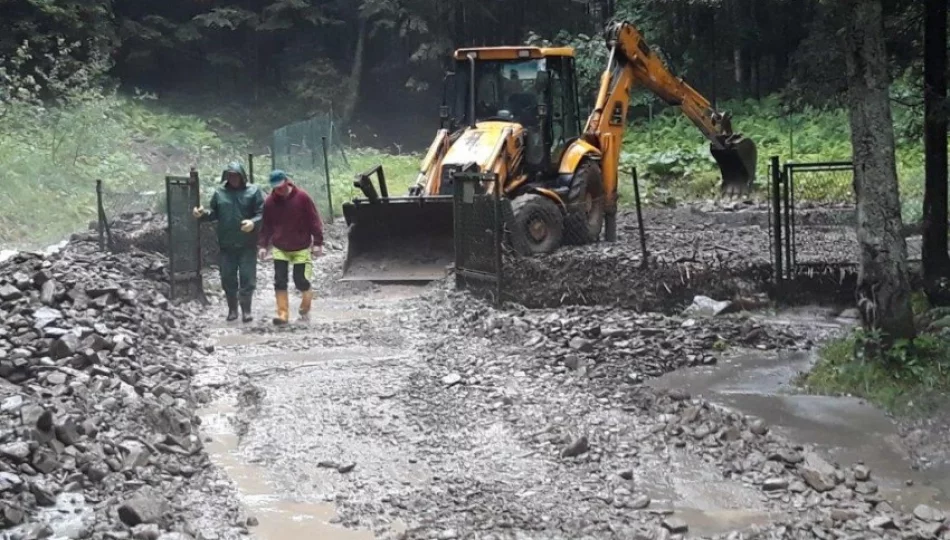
xmin=269 ymin=170 xmax=288 ymax=186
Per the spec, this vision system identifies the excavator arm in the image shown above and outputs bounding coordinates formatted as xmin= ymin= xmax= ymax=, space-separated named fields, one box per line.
xmin=583 ymin=21 xmax=757 ymax=199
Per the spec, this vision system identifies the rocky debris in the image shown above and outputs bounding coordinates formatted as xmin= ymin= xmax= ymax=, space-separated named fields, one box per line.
xmin=348 ymin=283 xmax=935 ymax=539
xmin=435 ymin=298 xmax=824 ymax=383
xmin=0 ymin=240 xmax=245 ymax=537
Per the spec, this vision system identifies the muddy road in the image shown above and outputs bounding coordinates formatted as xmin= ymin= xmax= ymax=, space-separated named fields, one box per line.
xmin=189 ymin=215 xmax=949 ymax=540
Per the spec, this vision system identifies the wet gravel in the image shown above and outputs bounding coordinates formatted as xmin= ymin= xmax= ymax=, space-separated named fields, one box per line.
xmin=203 ymin=207 xmax=944 ymax=540
xmin=5 ymin=203 xmax=945 ymax=540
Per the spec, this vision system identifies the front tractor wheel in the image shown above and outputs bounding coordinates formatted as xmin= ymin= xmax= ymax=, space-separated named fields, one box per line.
xmin=509 ymin=194 xmax=564 ymax=256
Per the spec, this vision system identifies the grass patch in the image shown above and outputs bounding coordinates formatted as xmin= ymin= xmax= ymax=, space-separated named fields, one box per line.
xmin=0 ymin=91 xmax=248 ymax=247
xmin=801 ymin=323 xmax=950 ymax=415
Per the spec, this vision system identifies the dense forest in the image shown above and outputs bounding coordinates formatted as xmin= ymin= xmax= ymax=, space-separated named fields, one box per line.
xmin=0 ymin=0 xmax=933 ymax=128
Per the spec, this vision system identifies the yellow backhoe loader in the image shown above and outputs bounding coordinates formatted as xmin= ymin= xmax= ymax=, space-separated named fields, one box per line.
xmin=341 ymin=21 xmax=757 ymax=282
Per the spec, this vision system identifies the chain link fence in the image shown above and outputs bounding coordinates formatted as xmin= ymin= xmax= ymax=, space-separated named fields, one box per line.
xmin=453 ymin=173 xmax=504 ymax=304
xmin=272 ymin=113 xmax=349 ymax=221
xmin=95 ymin=179 xmax=163 ymax=252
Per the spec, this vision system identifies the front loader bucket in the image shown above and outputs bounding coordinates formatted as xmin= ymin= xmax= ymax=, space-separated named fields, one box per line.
xmin=711 ymin=136 xmax=758 ymax=196
xmin=341 ymin=197 xmax=455 ymax=282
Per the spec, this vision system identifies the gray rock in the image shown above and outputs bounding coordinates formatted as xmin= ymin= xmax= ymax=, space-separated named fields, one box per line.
xmin=0 ymin=284 xmax=22 ymax=301
xmin=50 ymin=333 xmax=81 ymax=359
xmin=441 ymin=373 xmax=462 ymax=387
xmin=762 ymin=478 xmax=789 ymax=491
xmin=853 ymin=464 xmax=871 ymax=481
xmin=33 ymin=307 xmax=62 ymax=329
xmin=118 ymin=492 xmax=168 ymax=526
xmin=662 ymin=517 xmax=688 ymax=534
xmin=561 ymin=436 xmax=589 ymax=458
xmin=630 ymin=495 xmax=651 ymax=509
xmin=868 ymin=516 xmax=896 ymax=529
xmin=0 ymin=441 xmax=30 ymax=461
xmin=31 ymin=448 xmax=59 ymax=474
xmin=913 ymin=504 xmax=945 ymax=522
xmin=684 ymin=295 xmax=734 ymax=317
xmin=568 ymin=337 xmax=595 ymax=352
xmin=132 ymin=524 xmax=161 ymax=540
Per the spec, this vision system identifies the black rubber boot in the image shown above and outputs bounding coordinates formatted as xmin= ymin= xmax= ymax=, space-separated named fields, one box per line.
xmin=226 ymin=294 xmax=239 ymax=322
xmin=239 ymin=295 xmax=253 ymax=323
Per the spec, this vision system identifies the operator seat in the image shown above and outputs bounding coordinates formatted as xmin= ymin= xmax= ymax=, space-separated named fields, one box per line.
xmin=508 ymin=93 xmax=544 ymax=171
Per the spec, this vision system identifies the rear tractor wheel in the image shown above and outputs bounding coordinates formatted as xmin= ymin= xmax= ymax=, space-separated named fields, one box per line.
xmin=565 ymin=161 xmax=606 ymax=245
xmin=508 ymin=194 xmax=564 ymax=256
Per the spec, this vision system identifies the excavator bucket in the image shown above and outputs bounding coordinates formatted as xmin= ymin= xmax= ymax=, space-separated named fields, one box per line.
xmin=341 ymin=196 xmax=455 ymax=282
xmin=711 ymin=136 xmax=758 ymax=197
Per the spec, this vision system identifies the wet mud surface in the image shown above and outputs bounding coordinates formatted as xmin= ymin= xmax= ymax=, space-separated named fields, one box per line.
xmin=188 ymin=207 xmax=950 ymax=540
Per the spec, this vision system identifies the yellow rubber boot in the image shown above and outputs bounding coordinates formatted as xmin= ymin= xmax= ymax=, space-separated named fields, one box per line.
xmin=272 ymin=290 xmax=290 ymax=326
xmin=299 ymin=290 xmax=313 ymax=317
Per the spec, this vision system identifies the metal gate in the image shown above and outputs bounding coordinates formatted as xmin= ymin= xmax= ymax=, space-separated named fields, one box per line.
xmin=453 ymin=172 xmax=504 ymax=304
xmin=165 ymin=171 xmax=207 ymax=303
xmin=770 ymin=156 xmax=856 ymax=283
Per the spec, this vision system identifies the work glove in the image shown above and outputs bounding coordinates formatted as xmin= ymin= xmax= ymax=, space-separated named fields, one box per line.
xmin=240 ymin=219 xmax=254 ymax=233
xmin=192 ymin=206 xmax=205 ymax=219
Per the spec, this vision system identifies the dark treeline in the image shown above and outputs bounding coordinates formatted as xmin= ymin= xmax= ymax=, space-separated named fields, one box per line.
xmin=0 ymin=0 xmax=933 ymax=125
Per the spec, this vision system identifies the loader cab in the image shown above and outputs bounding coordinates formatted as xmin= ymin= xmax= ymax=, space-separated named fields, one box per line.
xmin=442 ymin=47 xmax=582 ymax=176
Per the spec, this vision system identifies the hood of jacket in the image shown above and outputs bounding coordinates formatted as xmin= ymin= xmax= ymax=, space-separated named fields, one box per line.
xmin=221 ymin=161 xmax=249 ymax=187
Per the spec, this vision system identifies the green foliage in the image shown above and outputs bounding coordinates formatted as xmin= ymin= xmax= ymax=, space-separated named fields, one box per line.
xmin=616 ymin=92 xmax=929 ymax=216
xmin=802 ymin=325 xmax=950 ymax=415
xmin=0 ymin=44 xmax=246 ymax=247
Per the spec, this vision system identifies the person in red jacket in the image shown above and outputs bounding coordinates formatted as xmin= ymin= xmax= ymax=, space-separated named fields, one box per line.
xmin=258 ymin=170 xmax=324 ymax=325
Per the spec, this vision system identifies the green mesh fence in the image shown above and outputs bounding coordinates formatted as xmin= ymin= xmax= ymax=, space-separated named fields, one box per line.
xmin=271 ymin=113 xmax=349 ymax=220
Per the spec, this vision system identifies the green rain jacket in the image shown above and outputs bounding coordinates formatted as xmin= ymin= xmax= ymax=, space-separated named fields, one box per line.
xmin=201 ymin=162 xmax=265 ymax=250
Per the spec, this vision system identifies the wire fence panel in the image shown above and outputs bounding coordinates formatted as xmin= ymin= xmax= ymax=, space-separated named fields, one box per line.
xmin=453 ymin=173 xmax=502 ymax=304
xmin=166 ymin=173 xmax=206 ymax=303
xmin=272 ymin=114 xmax=348 ymax=221
xmin=96 ymin=179 xmax=163 ymax=252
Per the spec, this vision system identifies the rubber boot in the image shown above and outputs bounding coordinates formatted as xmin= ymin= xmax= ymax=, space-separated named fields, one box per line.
xmin=299 ymin=290 xmax=313 ymax=318
xmin=225 ymin=294 xmax=239 ymax=322
xmin=239 ymin=295 xmax=253 ymax=323
xmin=272 ymin=290 xmax=290 ymax=326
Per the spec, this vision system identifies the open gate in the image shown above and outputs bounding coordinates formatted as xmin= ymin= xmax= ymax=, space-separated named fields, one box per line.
xmin=165 ymin=170 xmax=207 ymax=303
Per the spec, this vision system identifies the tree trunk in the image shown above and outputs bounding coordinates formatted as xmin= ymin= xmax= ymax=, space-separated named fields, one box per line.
xmin=922 ymin=0 xmax=950 ymax=289
xmin=842 ymin=0 xmax=916 ymax=345
xmin=340 ymin=18 xmax=367 ymax=128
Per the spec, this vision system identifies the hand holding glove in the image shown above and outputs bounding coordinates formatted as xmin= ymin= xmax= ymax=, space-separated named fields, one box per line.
xmin=240 ymin=219 xmax=254 ymax=233
xmin=312 ymin=244 xmax=323 ymax=257
xmin=192 ymin=206 xmax=205 ymax=219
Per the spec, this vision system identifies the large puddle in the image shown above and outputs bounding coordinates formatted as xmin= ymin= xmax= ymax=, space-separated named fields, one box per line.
xmin=199 ymin=398 xmax=404 ymax=540
xmin=650 ymin=348 xmax=950 ymax=514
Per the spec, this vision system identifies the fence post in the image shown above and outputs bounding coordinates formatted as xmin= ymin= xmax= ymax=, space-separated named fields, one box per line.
xmin=631 ymin=168 xmax=649 ymax=267
xmin=247 ymin=153 xmax=254 ymax=184
xmin=782 ymin=164 xmax=793 ymax=280
xmin=321 ymin=136 xmax=334 ymax=220
xmin=770 ymin=156 xmax=784 ymax=284
xmin=493 ymin=175 xmax=503 ymax=306
xmin=96 ymin=180 xmax=105 ymax=250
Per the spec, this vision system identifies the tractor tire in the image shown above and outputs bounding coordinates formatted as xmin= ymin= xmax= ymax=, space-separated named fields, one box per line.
xmin=565 ymin=161 xmax=606 ymax=245
xmin=604 ymin=211 xmax=617 ymax=242
xmin=508 ymin=194 xmax=564 ymax=256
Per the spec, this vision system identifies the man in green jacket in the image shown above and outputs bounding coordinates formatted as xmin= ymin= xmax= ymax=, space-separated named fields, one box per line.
xmin=193 ymin=162 xmax=264 ymax=322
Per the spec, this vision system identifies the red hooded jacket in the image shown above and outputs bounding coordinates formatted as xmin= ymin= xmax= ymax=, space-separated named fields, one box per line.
xmin=258 ymin=184 xmax=324 ymax=252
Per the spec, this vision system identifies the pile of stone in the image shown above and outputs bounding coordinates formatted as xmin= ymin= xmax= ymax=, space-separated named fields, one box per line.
xmin=0 ymin=240 xmax=242 ymax=539
xmin=80 ymin=211 xmax=221 ymax=268
xmin=443 ymin=299 xmax=824 ymax=380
